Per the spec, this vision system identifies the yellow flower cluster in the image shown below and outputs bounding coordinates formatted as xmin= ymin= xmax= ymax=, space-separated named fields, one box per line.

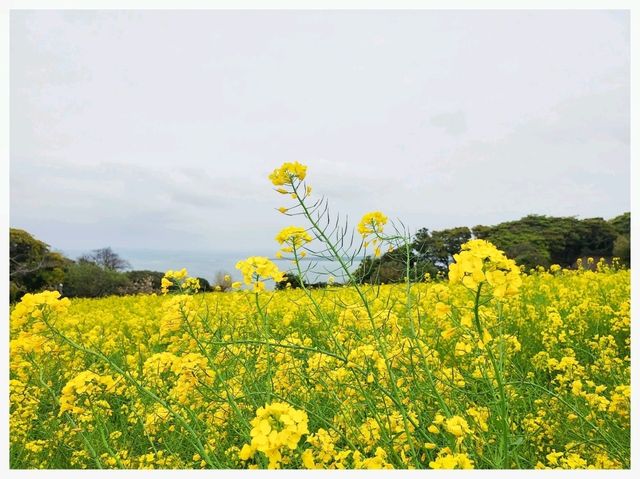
xmin=161 ymin=268 xmax=200 ymax=295
xmin=59 ymin=371 xmax=125 ymax=422
xmin=141 ymin=352 xmax=214 ymax=408
xmin=8 ymin=171 xmax=630 ymax=473
xmin=239 ymin=402 xmax=309 ymax=468
xmin=235 ymin=256 xmax=285 ymax=291
xmin=10 ymin=290 xmax=70 ymax=330
xmin=275 ymin=226 xmax=312 ymax=258
xmin=448 ymin=239 xmax=522 ymax=297
xmin=445 ymin=415 xmax=472 ymax=438
xmin=269 ymin=161 xmax=307 ymax=187
xmin=159 ymin=294 xmax=195 ymax=336
xmin=301 ymin=428 xmax=351 ymax=469
xmin=8 ymin=265 xmax=629 ymax=469
xmin=429 ymin=450 xmax=474 ymax=469
xmin=357 ymin=211 xmax=388 ymax=237
xmin=357 ymin=211 xmax=388 ymax=257
xmin=352 ymin=447 xmax=394 ymax=469
xmin=269 ymin=162 xmax=313 ymax=217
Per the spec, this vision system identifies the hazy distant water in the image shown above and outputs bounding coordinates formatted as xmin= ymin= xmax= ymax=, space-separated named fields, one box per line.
xmin=61 ymin=248 xmax=363 ymax=288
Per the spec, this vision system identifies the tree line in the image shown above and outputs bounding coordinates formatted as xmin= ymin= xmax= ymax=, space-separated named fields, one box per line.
xmin=10 ymin=212 xmax=630 ymax=300
xmin=353 ymin=213 xmax=630 ymax=284
xmin=9 ymin=229 xmax=234 ymax=302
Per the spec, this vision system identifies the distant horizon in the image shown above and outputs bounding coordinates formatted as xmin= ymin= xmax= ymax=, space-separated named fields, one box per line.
xmin=55 ymin=247 xmax=362 ymax=284
xmin=12 ymin=208 xmax=630 ymax=259
xmin=12 ymin=207 xmax=628 ymax=282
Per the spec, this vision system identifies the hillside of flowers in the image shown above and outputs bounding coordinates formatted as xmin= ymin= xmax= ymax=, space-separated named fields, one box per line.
xmin=9 ymin=163 xmax=630 ymax=469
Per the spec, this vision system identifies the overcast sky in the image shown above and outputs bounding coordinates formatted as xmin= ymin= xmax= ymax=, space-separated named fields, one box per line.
xmin=11 ymin=10 xmax=630 ymax=255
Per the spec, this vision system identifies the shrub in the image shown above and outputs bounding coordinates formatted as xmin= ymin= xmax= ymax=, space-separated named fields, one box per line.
xmin=63 ymin=262 xmax=130 ymax=298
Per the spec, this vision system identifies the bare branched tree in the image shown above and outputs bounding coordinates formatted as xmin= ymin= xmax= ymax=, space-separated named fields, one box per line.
xmin=81 ymin=247 xmax=131 ymax=271
xmin=212 ymin=270 xmax=233 ymax=292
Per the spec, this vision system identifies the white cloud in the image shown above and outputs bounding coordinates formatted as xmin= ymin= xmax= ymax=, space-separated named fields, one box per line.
xmin=10 ymin=10 xmax=629 ymax=255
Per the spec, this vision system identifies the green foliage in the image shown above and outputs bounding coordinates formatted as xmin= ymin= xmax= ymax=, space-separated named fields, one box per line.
xmin=472 ymin=215 xmax=620 ymax=269
xmin=276 ymin=272 xmax=305 ymax=290
xmin=609 ymin=213 xmax=630 ymax=266
xmin=503 ymin=242 xmax=551 ymax=269
xmin=63 ymin=262 xmax=130 ymax=298
xmin=578 ymin=218 xmax=618 ymax=258
xmin=355 ymin=213 xmax=630 ymax=282
xmin=196 ymin=277 xmax=211 ymax=292
xmin=472 ymin=215 xmax=575 ymax=267
xmin=609 ymin=212 xmax=630 ymax=236
xmin=68 ymin=248 xmax=165 ymax=297
xmin=613 ymin=234 xmax=631 ymax=266
xmin=413 ymin=226 xmax=472 ymax=271
xmin=10 ymin=228 xmax=69 ymax=302
xmin=275 ymin=272 xmax=340 ymax=290
xmin=353 ymin=248 xmax=437 ymax=284
xmin=352 ymin=256 xmax=395 ymax=284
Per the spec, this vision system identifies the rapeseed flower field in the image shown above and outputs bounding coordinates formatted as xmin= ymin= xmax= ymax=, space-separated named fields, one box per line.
xmin=9 ymin=163 xmax=630 ymax=469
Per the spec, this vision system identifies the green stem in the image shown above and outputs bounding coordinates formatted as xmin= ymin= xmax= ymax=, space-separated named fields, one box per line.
xmin=473 ymin=282 xmax=510 ymax=468
xmin=290 ymin=181 xmax=420 ymax=467
xmin=40 ymin=311 xmax=218 ymax=468
xmin=254 ymin=291 xmax=272 ymax=402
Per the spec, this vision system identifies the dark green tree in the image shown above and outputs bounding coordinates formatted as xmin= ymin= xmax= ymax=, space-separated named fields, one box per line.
xmin=196 ymin=277 xmax=211 ymax=292
xmin=63 ymin=262 xmax=130 ymax=298
xmin=613 ymin=235 xmax=631 ymax=265
xmin=609 ymin=212 xmax=631 ymax=265
xmin=577 ymin=218 xmax=618 ymax=258
xmin=413 ymin=226 xmax=471 ymax=272
xmin=275 ymin=272 xmax=305 ymax=290
xmin=353 ymin=248 xmax=436 ymax=284
xmin=609 ymin=212 xmax=630 ymax=236
xmin=471 ymin=215 xmax=618 ymax=269
xmin=10 ymin=228 xmax=69 ymax=302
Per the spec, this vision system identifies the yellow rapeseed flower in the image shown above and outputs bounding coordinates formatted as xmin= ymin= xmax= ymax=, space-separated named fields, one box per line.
xmin=445 ymin=416 xmax=472 ymax=437
xmin=269 ymin=162 xmax=307 ymax=187
xmin=239 ymin=402 xmax=309 ymax=469
xmin=357 ymin=211 xmax=388 ymax=237
xmin=275 ymin=226 xmax=312 ymax=250
xmin=235 ymin=256 xmax=285 ymax=291
xmin=448 ymin=239 xmax=521 ymax=298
